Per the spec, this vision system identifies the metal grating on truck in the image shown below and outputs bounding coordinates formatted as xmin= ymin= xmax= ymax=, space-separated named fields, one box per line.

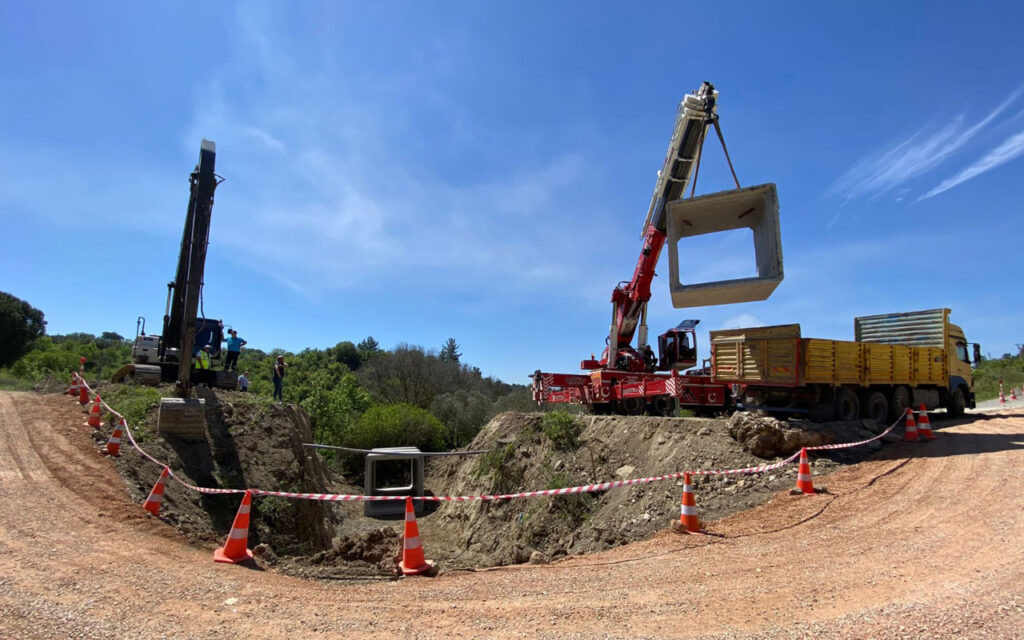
xmin=854 ymin=308 xmax=949 ymax=348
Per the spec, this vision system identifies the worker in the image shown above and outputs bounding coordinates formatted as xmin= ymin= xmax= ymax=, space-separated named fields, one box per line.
xmin=642 ymin=344 xmax=658 ymax=372
xmin=224 ymin=329 xmax=247 ymax=372
xmin=194 ymin=344 xmax=213 ymax=387
xmin=237 ymin=371 xmax=249 ymax=392
xmin=272 ymin=355 xmax=288 ymax=402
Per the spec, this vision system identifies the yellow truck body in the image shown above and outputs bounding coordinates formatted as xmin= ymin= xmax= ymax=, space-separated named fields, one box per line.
xmin=710 ymin=309 xmax=976 ymax=421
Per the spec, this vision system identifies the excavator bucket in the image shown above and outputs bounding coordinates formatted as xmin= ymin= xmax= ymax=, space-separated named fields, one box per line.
xmin=664 ymin=183 xmax=783 ymax=308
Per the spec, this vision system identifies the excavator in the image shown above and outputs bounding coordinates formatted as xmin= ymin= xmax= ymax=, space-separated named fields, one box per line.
xmin=113 ymin=139 xmax=236 ymax=392
xmin=532 ymin=82 xmax=784 ymax=415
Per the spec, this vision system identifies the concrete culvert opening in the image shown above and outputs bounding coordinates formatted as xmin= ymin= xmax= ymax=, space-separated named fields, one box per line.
xmin=109 ymin=386 xmax=898 ymax=579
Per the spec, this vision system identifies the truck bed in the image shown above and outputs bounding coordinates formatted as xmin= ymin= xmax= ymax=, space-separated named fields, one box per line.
xmin=711 ymin=324 xmax=946 ymax=388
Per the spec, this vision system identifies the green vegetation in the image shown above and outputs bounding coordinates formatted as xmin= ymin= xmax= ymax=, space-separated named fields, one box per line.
xmin=540 ymin=411 xmax=582 ymax=451
xmin=0 ymin=299 xmax=532 ymax=454
xmin=973 ymin=348 xmax=1024 ymax=401
xmin=102 ymin=385 xmax=165 ymax=440
xmin=0 ymin=291 xmax=46 ymax=369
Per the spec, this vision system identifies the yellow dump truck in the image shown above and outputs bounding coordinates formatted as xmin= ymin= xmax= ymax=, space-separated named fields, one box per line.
xmin=710 ymin=309 xmax=979 ymax=421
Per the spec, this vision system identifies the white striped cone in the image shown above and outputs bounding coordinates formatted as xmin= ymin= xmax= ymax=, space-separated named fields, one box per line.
xmin=103 ymin=419 xmax=123 ymax=456
xmin=399 ymin=496 xmax=433 ymax=575
xmin=143 ymin=467 xmax=170 ymax=515
xmin=679 ymin=472 xmax=701 ymax=532
xmin=214 ymin=490 xmax=254 ymax=563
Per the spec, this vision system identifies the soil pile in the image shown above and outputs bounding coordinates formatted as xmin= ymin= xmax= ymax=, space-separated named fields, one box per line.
xmin=103 ymin=386 xmax=338 ymax=555
xmin=419 ymin=411 xmax=883 ymax=568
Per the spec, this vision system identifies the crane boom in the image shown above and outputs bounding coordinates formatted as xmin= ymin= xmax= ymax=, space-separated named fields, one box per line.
xmin=599 ymin=82 xmax=719 ymax=371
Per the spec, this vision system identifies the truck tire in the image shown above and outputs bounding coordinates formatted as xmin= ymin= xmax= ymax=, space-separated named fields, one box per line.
xmin=888 ymin=386 xmax=911 ymax=422
xmin=619 ymin=397 xmax=644 ymax=415
xmin=834 ymin=388 xmax=860 ymax=421
xmin=862 ymin=391 xmax=888 ymax=424
xmin=948 ymin=387 xmax=966 ymax=417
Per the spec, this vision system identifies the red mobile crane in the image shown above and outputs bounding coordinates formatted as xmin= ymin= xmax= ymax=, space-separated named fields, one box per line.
xmin=532 ymin=82 xmax=782 ymax=416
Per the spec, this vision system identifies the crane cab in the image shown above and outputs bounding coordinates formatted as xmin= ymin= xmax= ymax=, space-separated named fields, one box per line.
xmin=657 ymin=319 xmax=700 ymax=371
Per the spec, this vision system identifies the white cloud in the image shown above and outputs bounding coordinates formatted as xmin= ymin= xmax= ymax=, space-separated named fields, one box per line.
xmin=721 ymin=313 xmax=764 ymax=329
xmin=829 ymin=86 xmax=1022 ymax=201
xmin=919 ymin=130 xmax=1024 ymax=200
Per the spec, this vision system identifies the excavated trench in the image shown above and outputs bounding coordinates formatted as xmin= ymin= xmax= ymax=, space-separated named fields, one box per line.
xmin=102 ymin=385 xmax=905 ymax=579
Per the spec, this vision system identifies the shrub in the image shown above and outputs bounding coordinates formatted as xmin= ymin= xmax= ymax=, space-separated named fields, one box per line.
xmin=345 ymin=403 xmax=446 ymax=452
xmin=541 ymin=411 xmax=582 ymax=451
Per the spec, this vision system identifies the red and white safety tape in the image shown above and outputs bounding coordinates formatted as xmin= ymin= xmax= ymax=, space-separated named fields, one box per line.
xmin=75 ymin=375 xmax=903 ymax=503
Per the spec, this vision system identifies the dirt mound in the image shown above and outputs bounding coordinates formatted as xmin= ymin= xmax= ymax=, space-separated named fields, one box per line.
xmin=271 ymin=527 xmax=403 ymax=579
xmin=418 ymin=411 xmax=871 ymax=568
xmin=727 ymin=412 xmax=836 ymax=457
xmin=106 ymin=386 xmax=339 ymax=556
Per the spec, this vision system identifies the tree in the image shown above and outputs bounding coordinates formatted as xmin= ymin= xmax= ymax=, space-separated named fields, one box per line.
xmin=357 ymin=336 xmax=380 ymax=354
xmin=0 ymin=291 xmax=46 ymax=369
xmin=440 ymin=337 xmax=461 ymax=364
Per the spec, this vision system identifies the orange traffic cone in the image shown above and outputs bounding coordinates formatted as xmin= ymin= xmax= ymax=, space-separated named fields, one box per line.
xmin=214 ymin=491 xmax=254 ymax=564
xmin=793 ymin=448 xmax=816 ymax=495
xmin=1012 ymin=387 xmax=1018 ymax=401
xmin=678 ymin=472 xmax=701 ymax=532
xmin=398 ymin=496 xmax=435 ymax=576
xmin=102 ymin=418 xmax=124 ymax=457
xmin=85 ymin=395 xmax=103 ymax=428
xmin=78 ymin=383 xmax=90 ymax=406
xmin=68 ymin=374 xmax=79 ymax=397
xmin=143 ymin=467 xmax=170 ymax=515
xmin=917 ymin=404 xmax=936 ymax=440
xmin=903 ymin=407 xmax=919 ymax=442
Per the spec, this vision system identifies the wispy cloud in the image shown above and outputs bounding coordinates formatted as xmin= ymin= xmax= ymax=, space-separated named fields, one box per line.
xmin=919 ymin=130 xmax=1024 ymax=200
xmin=829 ymin=86 xmax=1022 ymax=201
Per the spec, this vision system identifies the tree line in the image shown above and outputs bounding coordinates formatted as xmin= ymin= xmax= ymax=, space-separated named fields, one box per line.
xmin=0 ymin=291 xmax=536 ymax=453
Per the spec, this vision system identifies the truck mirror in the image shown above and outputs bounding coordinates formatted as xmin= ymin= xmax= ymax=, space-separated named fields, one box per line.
xmin=973 ymin=344 xmax=982 ymax=364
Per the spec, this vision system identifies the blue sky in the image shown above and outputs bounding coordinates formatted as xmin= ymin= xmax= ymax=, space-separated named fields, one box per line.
xmin=2 ymin=2 xmax=1022 ymax=383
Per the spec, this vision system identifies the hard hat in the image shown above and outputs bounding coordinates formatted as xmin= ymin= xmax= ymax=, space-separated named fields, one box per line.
xmin=203 ymin=345 xmax=211 ymax=350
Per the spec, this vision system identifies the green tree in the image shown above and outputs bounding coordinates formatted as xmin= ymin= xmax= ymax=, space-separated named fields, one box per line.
xmin=430 ymin=389 xmax=492 ymax=447
xmin=345 ymin=403 xmax=446 ymax=451
xmin=357 ymin=336 xmax=380 ymax=355
xmin=0 ymin=291 xmax=46 ymax=369
xmin=440 ymin=337 xmax=461 ymax=364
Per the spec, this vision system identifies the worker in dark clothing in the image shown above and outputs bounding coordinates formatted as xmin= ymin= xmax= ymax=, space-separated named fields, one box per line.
xmin=272 ymin=355 xmax=287 ymax=401
xmin=642 ymin=344 xmax=658 ymax=372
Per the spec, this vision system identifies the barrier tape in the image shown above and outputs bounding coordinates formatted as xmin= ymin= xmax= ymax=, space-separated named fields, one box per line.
xmin=73 ymin=374 xmax=905 ymax=503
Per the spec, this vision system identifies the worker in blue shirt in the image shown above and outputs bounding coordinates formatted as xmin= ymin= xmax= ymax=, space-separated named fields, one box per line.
xmin=224 ymin=329 xmax=247 ymax=371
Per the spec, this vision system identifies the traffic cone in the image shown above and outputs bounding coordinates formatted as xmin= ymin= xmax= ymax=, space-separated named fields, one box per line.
xmin=85 ymin=395 xmax=103 ymax=428
xmin=213 ymin=491 xmax=254 ymax=564
xmin=793 ymin=448 xmax=816 ymax=495
xmin=999 ymin=381 xmax=1005 ymax=404
xmin=398 ymin=496 xmax=435 ymax=576
xmin=143 ymin=467 xmax=171 ymax=515
xmin=903 ymin=407 xmax=919 ymax=442
xmin=68 ymin=374 xmax=79 ymax=397
xmin=1012 ymin=387 xmax=1018 ymax=401
xmin=678 ymin=472 xmax=701 ymax=532
xmin=917 ymin=404 xmax=936 ymax=440
xmin=103 ymin=418 xmax=124 ymax=457
xmin=78 ymin=383 xmax=90 ymax=406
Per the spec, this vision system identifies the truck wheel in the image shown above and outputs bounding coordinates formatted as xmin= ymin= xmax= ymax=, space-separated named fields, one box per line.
xmin=862 ymin=391 xmax=888 ymax=424
xmin=888 ymin=386 xmax=911 ymax=422
xmin=834 ymin=388 xmax=860 ymax=421
xmin=619 ymin=397 xmax=644 ymax=415
xmin=948 ymin=387 xmax=966 ymax=417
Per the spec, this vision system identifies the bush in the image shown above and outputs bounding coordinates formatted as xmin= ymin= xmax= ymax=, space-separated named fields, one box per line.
xmin=345 ymin=403 xmax=446 ymax=452
xmin=103 ymin=385 xmax=164 ymax=441
xmin=541 ymin=411 xmax=582 ymax=450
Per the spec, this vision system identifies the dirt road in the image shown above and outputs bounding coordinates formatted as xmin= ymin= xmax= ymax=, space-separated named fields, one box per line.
xmin=1 ymin=391 xmax=1022 ymax=639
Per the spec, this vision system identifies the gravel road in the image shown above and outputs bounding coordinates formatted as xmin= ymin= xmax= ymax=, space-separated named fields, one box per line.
xmin=0 ymin=391 xmax=1022 ymax=639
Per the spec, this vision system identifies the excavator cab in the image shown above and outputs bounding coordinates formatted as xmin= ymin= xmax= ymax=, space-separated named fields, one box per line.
xmin=657 ymin=320 xmax=699 ymax=371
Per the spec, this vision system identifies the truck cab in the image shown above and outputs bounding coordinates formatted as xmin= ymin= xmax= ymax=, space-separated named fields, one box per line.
xmin=946 ymin=323 xmax=977 ymax=414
